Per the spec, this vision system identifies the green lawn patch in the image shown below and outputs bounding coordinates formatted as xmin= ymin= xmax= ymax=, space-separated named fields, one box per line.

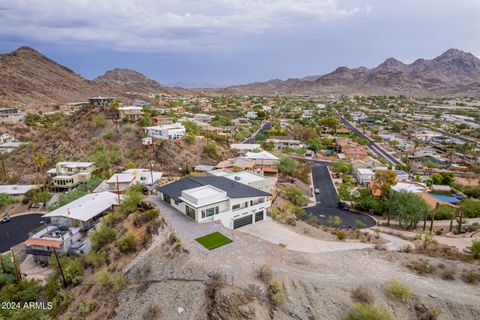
xmin=195 ymin=232 xmax=233 ymax=250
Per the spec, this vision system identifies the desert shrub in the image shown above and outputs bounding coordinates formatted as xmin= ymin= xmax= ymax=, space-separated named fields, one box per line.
xmin=328 ymin=215 xmax=342 ymax=226
xmin=117 ymin=233 xmax=136 ymax=252
xmin=345 ymin=303 xmax=396 ymax=320
xmin=203 ymin=142 xmax=218 ymax=156
xmin=285 ymin=216 xmax=296 ymax=226
xmin=385 ymin=279 xmax=412 ymax=302
xmin=49 ymin=255 xmax=84 ymax=285
xmin=407 ymin=260 xmax=435 ymax=275
xmin=85 ymin=250 xmax=107 ymax=269
xmin=461 ymin=270 xmax=480 ymax=284
xmin=355 ymin=220 xmax=366 ymax=229
xmin=95 ymin=269 xmax=127 ymax=291
xmin=90 ymin=224 xmax=116 ymax=250
xmin=470 ymin=240 xmax=480 ymax=259
xmin=257 ymin=265 xmax=273 ymax=283
xmin=79 ymin=299 xmax=97 ymax=316
xmin=440 ymin=267 xmax=455 ymax=280
xmin=415 ymin=303 xmax=440 ymax=320
xmin=269 ymin=278 xmax=287 ymax=306
xmin=335 ymin=230 xmax=346 ymax=240
xmin=143 ymin=304 xmax=161 ymax=319
xmin=351 ymin=286 xmax=374 ymax=304
xmin=280 ymin=186 xmax=309 ymax=206
xmin=293 ymin=206 xmax=305 ymax=218
xmin=184 ymin=134 xmax=195 ymax=144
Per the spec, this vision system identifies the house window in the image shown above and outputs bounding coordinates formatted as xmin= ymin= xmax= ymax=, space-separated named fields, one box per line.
xmin=186 ymin=206 xmax=195 ymax=219
xmin=163 ymin=194 xmax=171 ymax=204
xmin=250 ymin=198 xmax=265 ymax=206
xmin=201 ymin=206 xmax=219 ymax=218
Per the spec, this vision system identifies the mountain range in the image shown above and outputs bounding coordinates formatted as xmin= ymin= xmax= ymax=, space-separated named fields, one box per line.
xmin=221 ymin=49 xmax=480 ymax=97
xmin=0 ymin=46 xmax=479 ymax=108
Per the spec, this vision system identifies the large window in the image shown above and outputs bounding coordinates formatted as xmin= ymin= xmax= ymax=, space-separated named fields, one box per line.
xmin=163 ymin=194 xmax=171 ymax=204
xmin=186 ymin=206 xmax=195 ymax=219
xmin=232 ymin=202 xmax=248 ymax=211
xmin=250 ymin=198 xmax=265 ymax=206
xmin=201 ymin=206 xmax=219 ymax=218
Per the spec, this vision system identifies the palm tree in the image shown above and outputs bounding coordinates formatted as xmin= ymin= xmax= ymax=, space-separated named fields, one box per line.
xmin=33 ymin=153 xmax=49 ymax=185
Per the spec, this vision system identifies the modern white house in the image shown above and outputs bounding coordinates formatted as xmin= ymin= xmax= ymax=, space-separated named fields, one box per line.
xmin=245 ymin=111 xmax=258 ymax=119
xmin=356 ymin=168 xmax=375 ymax=185
xmin=208 ymin=169 xmax=273 ymax=193
xmin=107 ymin=168 xmax=162 ymax=193
xmin=0 ymin=132 xmax=13 ymax=144
xmin=157 ymin=176 xmax=271 ymax=229
xmin=143 ymin=123 xmax=186 ymax=140
xmin=193 ymin=113 xmax=214 ymax=123
xmin=0 ymin=108 xmax=25 ymax=124
xmin=47 ymin=162 xmax=96 ymax=191
xmin=89 ymin=96 xmax=115 ymax=107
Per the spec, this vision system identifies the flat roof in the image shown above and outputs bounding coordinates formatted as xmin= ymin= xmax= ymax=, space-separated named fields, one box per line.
xmin=230 ymin=143 xmax=261 ymax=150
xmin=0 ymin=184 xmax=38 ymax=195
xmin=245 ymin=151 xmax=279 ymax=160
xmin=43 ymin=191 xmax=120 ymax=222
xmin=24 ymin=238 xmax=62 ymax=248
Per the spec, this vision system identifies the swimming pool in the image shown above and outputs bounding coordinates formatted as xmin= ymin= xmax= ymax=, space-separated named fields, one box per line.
xmin=430 ymin=194 xmax=460 ymax=204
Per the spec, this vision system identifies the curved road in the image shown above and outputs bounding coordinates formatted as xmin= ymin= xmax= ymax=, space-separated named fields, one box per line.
xmin=305 ymin=160 xmax=376 ymax=229
xmin=341 ymin=117 xmax=403 ymax=166
xmin=0 ymin=213 xmax=48 ymax=252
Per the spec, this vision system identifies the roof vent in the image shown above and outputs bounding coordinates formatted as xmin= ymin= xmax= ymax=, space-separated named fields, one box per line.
xmin=234 ymin=176 xmax=241 ymax=181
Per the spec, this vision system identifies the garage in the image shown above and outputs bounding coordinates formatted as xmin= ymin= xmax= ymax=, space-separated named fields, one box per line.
xmin=255 ymin=211 xmax=264 ymax=222
xmin=233 ymin=214 xmax=253 ymax=229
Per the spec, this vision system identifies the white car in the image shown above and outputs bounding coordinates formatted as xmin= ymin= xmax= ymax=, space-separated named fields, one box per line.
xmin=314 ymin=188 xmax=320 ymax=194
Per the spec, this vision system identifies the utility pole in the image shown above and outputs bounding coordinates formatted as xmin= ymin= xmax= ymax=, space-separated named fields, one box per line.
xmin=457 ymin=208 xmax=463 ymax=234
xmin=150 ymin=161 xmax=154 ymax=189
xmin=116 ymin=174 xmax=121 ymax=203
xmin=52 ymin=247 xmax=67 ymax=287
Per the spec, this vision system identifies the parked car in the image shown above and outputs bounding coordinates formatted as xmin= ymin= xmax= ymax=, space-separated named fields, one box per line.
xmin=1 ymin=215 xmax=11 ymax=223
xmin=314 ymin=188 xmax=320 ymax=194
xmin=337 ymin=201 xmax=349 ymax=211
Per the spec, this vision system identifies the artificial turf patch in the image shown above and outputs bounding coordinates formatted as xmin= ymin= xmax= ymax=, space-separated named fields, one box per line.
xmin=195 ymin=232 xmax=233 ymax=250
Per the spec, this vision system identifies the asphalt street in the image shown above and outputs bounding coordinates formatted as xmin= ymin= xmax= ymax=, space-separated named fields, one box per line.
xmin=341 ymin=117 xmax=403 ymax=166
xmin=0 ymin=214 xmax=48 ymax=252
xmin=306 ymin=161 xmax=376 ymax=229
xmin=243 ymin=120 xmax=272 ymax=144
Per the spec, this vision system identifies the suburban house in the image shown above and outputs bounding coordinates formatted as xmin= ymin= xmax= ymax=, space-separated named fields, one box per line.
xmin=0 ymin=184 xmax=39 ymax=200
xmin=47 ymin=162 xmax=96 ymax=191
xmin=356 ymin=168 xmax=375 ymax=184
xmin=43 ymin=191 xmax=120 ymax=230
xmin=208 ymin=169 xmax=273 ymax=193
xmin=157 ymin=176 xmax=271 ymax=229
xmin=193 ymin=113 xmax=214 ymax=123
xmin=143 ymin=123 xmax=186 ymax=140
xmin=230 ymin=143 xmax=261 ymax=154
xmin=266 ymin=139 xmax=302 ymax=151
xmin=245 ymin=151 xmax=279 ymax=167
xmin=118 ymin=106 xmax=144 ymax=121
xmin=107 ymin=168 xmax=162 ymax=193
xmin=89 ymin=96 xmax=115 ymax=107
xmin=26 ymin=191 xmax=121 ymax=263
xmin=0 ymin=107 xmax=25 ymax=124
xmin=215 ymin=157 xmax=256 ymax=171
xmin=152 ymin=115 xmax=174 ymax=125
xmin=0 ymin=141 xmax=26 ymax=154
xmin=25 ymin=225 xmax=84 ymax=264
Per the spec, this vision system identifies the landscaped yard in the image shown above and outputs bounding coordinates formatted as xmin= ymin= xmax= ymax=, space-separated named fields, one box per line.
xmin=195 ymin=232 xmax=233 ymax=250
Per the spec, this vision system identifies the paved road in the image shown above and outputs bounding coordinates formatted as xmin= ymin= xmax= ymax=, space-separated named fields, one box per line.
xmin=243 ymin=121 xmax=272 ymax=144
xmin=0 ymin=214 xmax=48 ymax=252
xmin=305 ymin=161 xmax=376 ymax=229
xmin=341 ymin=117 xmax=403 ymax=166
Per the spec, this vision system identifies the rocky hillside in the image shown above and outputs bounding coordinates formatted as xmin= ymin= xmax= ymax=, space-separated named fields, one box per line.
xmin=0 ymin=46 xmax=190 ymax=109
xmin=223 ymin=49 xmax=480 ymax=97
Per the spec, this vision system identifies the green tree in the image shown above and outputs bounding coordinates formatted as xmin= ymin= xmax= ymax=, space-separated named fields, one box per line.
xmin=92 ymin=114 xmax=107 ymax=128
xmin=203 ymin=142 xmax=218 ymax=156
xmin=307 ymin=138 xmax=323 ymax=152
xmin=278 ymin=156 xmax=297 ymax=179
xmin=461 ymin=199 xmax=480 ymax=218
xmin=387 ymin=191 xmax=429 ymax=229
xmin=0 ymin=193 xmax=12 ymax=209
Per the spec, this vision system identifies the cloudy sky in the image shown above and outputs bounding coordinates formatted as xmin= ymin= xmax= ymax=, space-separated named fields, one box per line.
xmin=0 ymin=0 xmax=479 ymax=87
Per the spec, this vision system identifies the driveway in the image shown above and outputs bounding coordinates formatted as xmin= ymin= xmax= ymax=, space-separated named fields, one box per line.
xmin=239 ymin=220 xmax=373 ymax=253
xmin=243 ymin=120 xmax=272 ymax=144
xmin=147 ymin=196 xmax=241 ymax=253
xmin=0 ymin=213 xmax=48 ymax=252
xmin=306 ymin=161 xmax=376 ymax=229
